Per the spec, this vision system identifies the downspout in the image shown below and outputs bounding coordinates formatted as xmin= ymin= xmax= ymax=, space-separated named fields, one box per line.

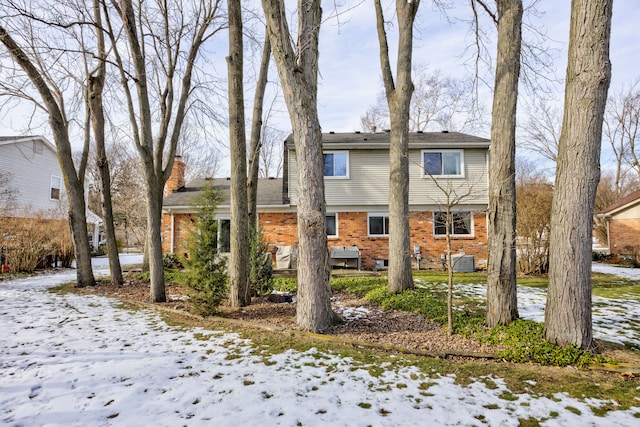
xmin=170 ymin=212 xmax=175 ymax=253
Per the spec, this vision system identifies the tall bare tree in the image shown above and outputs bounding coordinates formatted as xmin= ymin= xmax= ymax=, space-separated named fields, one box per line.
xmin=103 ymin=0 xmax=223 ymax=302
xmin=87 ymin=0 xmax=123 ymax=285
xmin=604 ymin=81 xmax=640 ymax=187
xmin=262 ymin=0 xmax=338 ymax=332
xmin=0 ymin=24 xmax=96 ymax=287
xmin=247 ymin=31 xmax=271 ymax=230
xmin=227 ymin=0 xmax=250 ymax=307
xmin=374 ymin=0 xmax=421 ymax=293
xmin=361 ymin=67 xmax=485 ymax=133
xmin=477 ymin=0 xmax=523 ymax=327
xmin=545 ymin=0 xmax=613 ymax=350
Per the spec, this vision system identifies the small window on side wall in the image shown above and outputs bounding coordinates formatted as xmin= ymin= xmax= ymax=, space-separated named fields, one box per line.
xmin=324 ymin=151 xmax=349 ymax=178
xmin=326 ymin=214 xmax=338 ymax=237
xmin=50 ymin=176 xmax=61 ymax=200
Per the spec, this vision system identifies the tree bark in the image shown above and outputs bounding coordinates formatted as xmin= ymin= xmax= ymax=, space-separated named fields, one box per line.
xmin=374 ymin=0 xmax=420 ymax=293
xmin=262 ymin=0 xmax=337 ymax=332
xmin=0 ymin=26 xmax=95 ymax=287
xmin=227 ymin=0 xmax=250 ymax=307
xmin=109 ymin=0 xmax=218 ymax=302
xmin=247 ymin=32 xmax=271 ymax=231
xmin=89 ymin=0 xmax=123 ymax=285
xmin=486 ymin=0 xmax=522 ymax=327
xmin=545 ymin=0 xmax=612 ymax=349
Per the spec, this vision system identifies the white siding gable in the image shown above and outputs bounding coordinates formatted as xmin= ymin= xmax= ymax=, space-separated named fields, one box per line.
xmin=0 ymin=136 xmax=66 ymax=215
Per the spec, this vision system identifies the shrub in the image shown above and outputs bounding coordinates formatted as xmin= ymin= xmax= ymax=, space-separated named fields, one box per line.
xmin=0 ymin=212 xmax=72 ymax=273
xmin=273 ymin=278 xmax=297 ymax=293
xmin=162 ymin=253 xmax=182 ymax=269
xmin=183 ymin=184 xmax=228 ymax=315
xmin=249 ymin=229 xmax=273 ymax=296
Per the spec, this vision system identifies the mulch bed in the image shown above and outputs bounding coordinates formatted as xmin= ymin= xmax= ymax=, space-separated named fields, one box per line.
xmin=74 ymin=277 xmax=500 ymax=358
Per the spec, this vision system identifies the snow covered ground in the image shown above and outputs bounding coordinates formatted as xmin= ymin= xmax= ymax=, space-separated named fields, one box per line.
xmin=1 ymin=259 xmax=639 ymax=426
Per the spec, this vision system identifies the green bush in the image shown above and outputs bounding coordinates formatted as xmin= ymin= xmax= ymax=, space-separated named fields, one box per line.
xmin=162 ymin=253 xmax=182 ymax=269
xmin=273 ymin=278 xmax=297 ymax=293
xmin=183 ymin=184 xmax=228 ymax=315
xmin=249 ymin=229 xmax=273 ymax=296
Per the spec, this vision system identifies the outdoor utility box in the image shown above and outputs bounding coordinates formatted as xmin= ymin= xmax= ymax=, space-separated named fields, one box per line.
xmin=330 ymin=246 xmax=361 ymax=270
xmin=451 ymin=254 xmax=474 ymax=273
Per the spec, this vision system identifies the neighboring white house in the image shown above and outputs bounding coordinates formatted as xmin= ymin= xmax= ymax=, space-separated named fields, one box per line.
xmin=0 ymin=135 xmax=102 ymax=249
xmin=0 ymin=135 xmax=67 ymax=214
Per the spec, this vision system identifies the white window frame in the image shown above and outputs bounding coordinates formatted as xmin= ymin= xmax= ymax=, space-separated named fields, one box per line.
xmin=50 ymin=175 xmax=62 ymax=200
xmin=326 ymin=213 xmax=338 ymax=238
xmin=217 ymin=217 xmax=231 ymax=253
xmin=433 ymin=211 xmax=474 ymax=237
xmin=368 ymin=213 xmax=390 ymax=237
xmin=323 ymin=151 xmax=350 ymax=179
xmin=421 ymin=149 xmax=465 ymax=178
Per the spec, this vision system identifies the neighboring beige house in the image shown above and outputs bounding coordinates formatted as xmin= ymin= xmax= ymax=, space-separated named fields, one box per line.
xmin=162 ymin=131 xmax=490 ymax=270
xmin=599 ymin=189 xmax=640 ymax=258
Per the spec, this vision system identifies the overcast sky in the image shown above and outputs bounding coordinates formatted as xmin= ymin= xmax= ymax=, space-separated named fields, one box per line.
xmin=311 ymin=0 xmax=640 ymax=135
xmin=0 ymin=0 xmax=638 ymax=172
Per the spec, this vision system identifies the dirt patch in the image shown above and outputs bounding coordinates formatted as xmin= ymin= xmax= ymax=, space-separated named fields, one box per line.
xmin=75 ymin=278 xmax=499 ymax=357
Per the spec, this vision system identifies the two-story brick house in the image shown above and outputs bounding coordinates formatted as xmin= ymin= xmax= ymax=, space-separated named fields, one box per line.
xmin=162 ymin=131 xmax=490 ymax=270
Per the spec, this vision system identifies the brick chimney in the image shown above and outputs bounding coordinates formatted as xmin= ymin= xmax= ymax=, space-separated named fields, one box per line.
xmin=165 ymin=155 xmax=186 ymax=196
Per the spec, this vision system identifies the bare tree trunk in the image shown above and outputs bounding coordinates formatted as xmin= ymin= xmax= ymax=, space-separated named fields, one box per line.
xmin=108 ymin=0 xmax=219 ymax=302
xmin=89 ymin=0 xmax=123 ymax=285
xmin=247 ymin=32 xmax=271 ymax=230
xmin=0 ymin=26 xmax=95 ymax=287
xmin=374 ymin=0 xmax=420 ymax=293
xmin=486 ymin=0 xmax=522 ymax=327
xmin=545 ymin=0 xmax=612 ymax=350
xmin=262 ymin=0 xmax=337 ymax=332
xmin=227 ymin=0 xmax=250 ymax=307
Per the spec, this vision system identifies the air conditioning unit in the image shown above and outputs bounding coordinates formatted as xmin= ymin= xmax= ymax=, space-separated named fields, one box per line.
xmin=451 ymin=254 xmax=474 ymax=273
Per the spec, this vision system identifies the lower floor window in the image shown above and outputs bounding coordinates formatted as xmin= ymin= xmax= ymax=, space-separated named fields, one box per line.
xmin=434 ymin=211 xmax=472 ymax=236
xmin=218 ymin=219 xmax=231 ymax=252
xmin=369 ymin=214 xmax=389 ymax=236
xmin=326 ymin=214 xmax=337 ymax=237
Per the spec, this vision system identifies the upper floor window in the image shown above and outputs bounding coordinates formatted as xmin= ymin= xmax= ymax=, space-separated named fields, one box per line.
xmin=422 ymin=150 xmax=464 ymax=177
xmin=324 ymin=151 xmax=349 ymax=178
xmin=50 ymin=176 xmax=61 ymax=200
xmin=368 ymin=213 xmax=389 ymax=236
xmin=326 ymin=214 xmax=338 ymax=237
xmin=433 ymin=211 xmax=472 ymax=236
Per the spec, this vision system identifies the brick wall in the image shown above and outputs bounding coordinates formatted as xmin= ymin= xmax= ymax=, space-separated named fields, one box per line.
xmin=161 ymin=209 xmax=488 ymax=271
xmin=608 ymin=218 xmax=640 ymax=256
xmin=165 ymin=156 xmax=186 ymax=196
xmin=161 ymin=212 xmax=195 ymax=256
xmin=259 ymin=212 xmax=298 ymax=247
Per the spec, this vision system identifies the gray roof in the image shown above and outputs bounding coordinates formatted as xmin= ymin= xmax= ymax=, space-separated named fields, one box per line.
xmin=163 ymin=177 xmax=285 ymax=208
xmin=285 ymin=131 xmax=490 ymax=150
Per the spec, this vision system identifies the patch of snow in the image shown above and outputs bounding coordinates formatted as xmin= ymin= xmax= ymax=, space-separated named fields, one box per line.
xmin=1 ymin=264 xmax=639 ymax=425
xmin=592 ymin=262 xmax=640 ymax=280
